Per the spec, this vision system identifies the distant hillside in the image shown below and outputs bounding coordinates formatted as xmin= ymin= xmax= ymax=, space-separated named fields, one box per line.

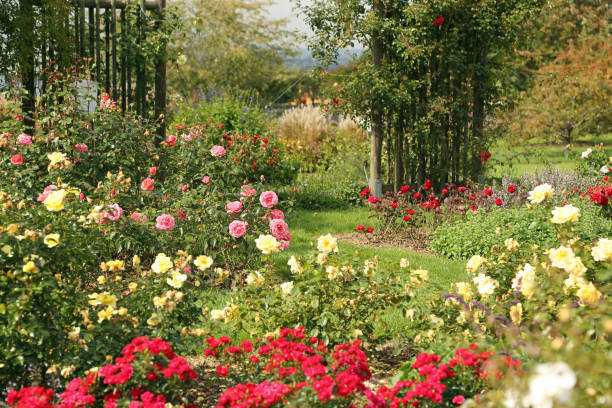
xmin=287 ymin=48 xmax=363 ymax=69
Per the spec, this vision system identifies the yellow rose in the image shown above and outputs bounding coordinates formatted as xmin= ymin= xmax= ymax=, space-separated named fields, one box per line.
xmin=254 ymin=234 xmax=280 ymax=255
xmin=551 ymin=204 xmax=580 ymax=224
xmin=512 ymin=263 xmax=536 ymax=298
xmin=504 ymin=238 xmax=519 ymax=252
xmin=22 ymin=261 xmax=39 ymax=273
xmin=566 ymin=257 xmax=587 ymax=277
xmin=455 ymin=282 xmax=473 ymax=301
xmin=563 ymin=274 xmax=585 ymax=289
xmin=210 ymin=309 xmax=225 ymax=320
xmin=97 ymin=306 xmax=116 ymax=323
xmin=287 ymin=256 xmax=303 ymax=274
xmin=410 ymin=269 xmax=429 ymax=287
xmin=88 ymin=292 xmax=117 ymax=308
xmin=43 ymin=233 xmax=60 ymax=248
xmin=47 ymin=151 xmax=66 ymax=165
xmin=591 ymin=238 xmax=611 ymax=262
xmin=316 ymin=253 xmax=328 ymax=265
xmin=510 ymin=303 xmax=523 ymax=325
xmin=246 ymin=271 xmax=265 ymax=286
xmin=147 ymin=313 xmax=161 ymax=326
xmin=473 ymin=273 xmax=498 ymax=296
xmin=128 ymin=282 xmax=138 ymax=291
xmin=280 ymin=281 xmax=294 ymax=296
xmin=117 ymin=307 xmax=128 ymax=316
xmin=326 ymin=265 xmax=340 ymax=280
xmin=400 ymin=258 xmax=410 ymax=268
xmin=317 ymin=233 xmax=338 ymax=254
xmin=548 ymin=246 xmax=576 ymax=270
xmin=528 ymin=183 xmax=554 ymax=204
xmin=576 ymin=282 xmax=601 ymax=304
xmin=194 ymin=255 xmax=213 ymax=271
xmin=466 ymin=255 xmax=487 ymax=274
xmin=106 ymin=260 xmax=125 ymax=271
xmin=43 ymin=189 xmax=67 ymax=211
xmin=166 ymin=271 xmax=187 ymax=289
xmin=151 ymin=253 xmax=173 ymax=274
xmin=223 ymin=305 xmax=238 ymax=323
xmin=97 ymin=275 xmax=106 ymax=285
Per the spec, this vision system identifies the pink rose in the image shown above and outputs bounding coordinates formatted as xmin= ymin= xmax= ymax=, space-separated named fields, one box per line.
xmin=202 ymin=176 xmax=211 ymax=184
xmin=17 ymin=133 xmax=32 ymax=146
xmin=141 ymin=177 xmax=154 ymax=191
xmin=149 ymin=167 xmax=157 ymax=175
xmin=210 ymin=145 xmax=226 ymax=157
xmin=11 ymin=154 xmax=23 ymax=165
xmin=155 ymin=214 xmax=175 ymax=230
xmin=277 ymin=230 xmax=291 ymax=242
xmin=241 ymin=185 xmax=257 ymax=197
xmin=226 ymin=201 xmax=242 ymax=214
xmin=181 ymin=184 xmax=188 ymax=192
xmin=259 ymin=191 xmax=278 ymax=208
xmin=164 ymin=134 xmax=178 ymax=146
xmin=269 ymin=209 xmax=285 ymax=220
xmin=104 ymin=204 xmax=123 ymax=221
xmin=74 ymin=143 xmax=88 ymax=153
xmin=37 ymin=185 xmax=58 ymax=202
xmin=130 ymin=212 xmax=147 ymax=222
xmin=269 ymin=219 xmax=289 ymax=239
xmin=229 ymin=220 xmax=248 ymax=238
xmin=279 ymin=240 xmax=290 ymax=251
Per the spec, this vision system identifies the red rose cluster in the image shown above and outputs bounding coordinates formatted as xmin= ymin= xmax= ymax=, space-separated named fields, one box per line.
xmin=206 ymin=327 xmax=371 ymax=407
xmin=6 ymin=337 xmax=197 ymax=408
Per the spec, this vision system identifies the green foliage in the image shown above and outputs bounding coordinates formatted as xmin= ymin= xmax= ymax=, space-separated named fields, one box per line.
xmin=431 ymin=200 xmax=612 ymax=259
xmin=299 ymin=0 xmax=543 ymax=187
xmin=169 ymin=0 xmax=298 ymax=101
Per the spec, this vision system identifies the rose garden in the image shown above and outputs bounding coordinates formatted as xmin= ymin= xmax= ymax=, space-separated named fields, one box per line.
xmin=0 ymin=1 xmax=610 ymax=407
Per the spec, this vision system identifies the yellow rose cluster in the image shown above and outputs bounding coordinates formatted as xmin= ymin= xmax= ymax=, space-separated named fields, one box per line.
xmin=255 ymin=234 xmax=280 ymax=255
xmin=527 ymin=183 xmax=554 ymax=204
xmin=548 ymin=245 xmax=601 ymax=304
xmin=466 ymin=255 xmax=487 ymax=274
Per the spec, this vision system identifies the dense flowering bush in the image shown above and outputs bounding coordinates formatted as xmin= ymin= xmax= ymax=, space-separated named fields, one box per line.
xmin=6 ymin=337 xmax=197 ymax=408
xmin=207 ymin=234 xmax=414 ymax=345
xmin=204 ymin=328 xmax=520 ymax=408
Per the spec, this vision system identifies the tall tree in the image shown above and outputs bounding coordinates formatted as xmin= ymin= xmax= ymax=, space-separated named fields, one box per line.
xmin=169 ymin=0 xmax=297 ymax=100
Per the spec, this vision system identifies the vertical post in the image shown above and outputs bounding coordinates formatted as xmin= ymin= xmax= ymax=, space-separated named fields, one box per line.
xmin=79 ymin=0 xmax=86 ymax=56
xmin=74 ymin=4 xmax=80 ymax=56
xmin=105 ymin=10 xmax=111 ymax=93
xmin=140 ymin=0 xmax=147 ymax=116
xmin=126 ymin=6 xmax=132 ymax=107
xmin=20 ymin=0 xmax=36 ymax=132
xmin=154 ymin=0 xmax=167 ymax=142
xmin=95 ymin=0 xmax=101 ymax=85
xmin=89 ymin=6 xmax=95 ymax=63
xmin=135 ymin=1 xmax=142 ymax=115
xmin=111 ymin=0 xmax=118 ymax=99
xmin=120 ymin=8 xmax=127 ymax=113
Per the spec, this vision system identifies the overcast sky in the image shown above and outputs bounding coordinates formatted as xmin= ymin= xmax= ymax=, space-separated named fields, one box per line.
xmin=268 ymin=0 xmax=312 ymax=38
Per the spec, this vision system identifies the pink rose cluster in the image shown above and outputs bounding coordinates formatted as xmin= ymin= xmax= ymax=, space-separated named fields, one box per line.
xmin=259 ymin=191 xmax=278 ymax=208
xmin=16 ymin=133 xmax=32 ymax=146
xmin=210 ymin=145 xmax=226 ymax=158
xmin=229 ymin=220 xmax=248 ymax=238
xmin=98 ymin=204 xmax=123 ymax=224
xmin=226 ymin=201 xmax=242 ymax=214
xmin=155 ymin=214 xmax=175 ymax=231
xmin=270 ymin=217 xmax=291 ymax=250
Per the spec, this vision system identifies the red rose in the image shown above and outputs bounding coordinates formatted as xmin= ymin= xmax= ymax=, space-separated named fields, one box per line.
xmin=403 ymin=215 xmax=411 ymax=222
xmin=458 ymin=186 xmax=467 ymax=193
xmin=442 ymin=188 xmax=449 ymax=195
xmin=413 ymin=192 xmax=421 ymax=199
xmin=356 ymin=224 xmax=364 ymax=231
xmin=495 ymin=198 xmax=503 ymax=206
xmin=508 ymin=185 xmax=516 ymax=193
xmin=400 ymin=185 xmax=410 ymax=193
xmin=469 ymin=195 xmax=475 ymax=200
xmin=483 ymin=188 xmax=493 ymax=196
xmin=141 ymin=177 xmax=154 ymax=191
xmin=368 ymin=196 xmax=379 ymax=204
xmin=360 ymin=188 xmax=371 ymax=198
xmin=10 ymin=154 xmax=23 ymax=165
xmin=366 ymin=227 xmax=373 ymax=233
xmin=407 ymin=209 xmax=415 ymax=215
xmin=391 ymin=202 xmax=398 ymax=209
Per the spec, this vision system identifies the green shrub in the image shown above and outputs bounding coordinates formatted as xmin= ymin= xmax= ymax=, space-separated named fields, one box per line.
xmin=431 ymin=200 xmax=612 ymax=259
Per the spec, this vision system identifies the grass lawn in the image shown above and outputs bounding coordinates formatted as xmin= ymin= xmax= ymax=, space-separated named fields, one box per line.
xmin=197 ymin=208 xmax=466 ymax=342
xmin=487 ymin=133 xmax=612 ymax=178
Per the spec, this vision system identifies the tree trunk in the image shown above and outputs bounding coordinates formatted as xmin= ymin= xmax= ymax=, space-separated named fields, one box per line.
xmin=369 ymin=31 xmax=384 ymax=196
xmin=394 ymin=120 xmax=403 ymax=191
xmin=471 ymin=47 xmax=487 ymax=180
